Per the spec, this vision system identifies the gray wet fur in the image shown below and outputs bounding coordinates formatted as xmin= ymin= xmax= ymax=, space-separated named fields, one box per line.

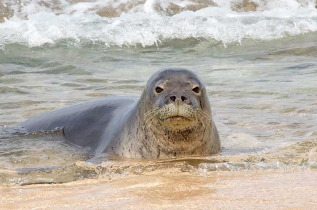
xmin=19 ymin=68 xmax=221 ymax=158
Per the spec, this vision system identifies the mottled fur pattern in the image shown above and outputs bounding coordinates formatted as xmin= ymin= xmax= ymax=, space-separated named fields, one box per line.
xmin=107 ymin=90 xmax=221 ymax=159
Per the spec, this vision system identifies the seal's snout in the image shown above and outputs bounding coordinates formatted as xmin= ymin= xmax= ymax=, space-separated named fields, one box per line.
xmin=168 ymin=95 xmax=189 ymax=104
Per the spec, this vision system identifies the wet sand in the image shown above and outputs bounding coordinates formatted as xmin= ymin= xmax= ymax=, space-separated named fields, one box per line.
xmin=1 ymin=169 xmax=316 ymax=209
xmin=1 ymin=139 xmax=317 ymax=209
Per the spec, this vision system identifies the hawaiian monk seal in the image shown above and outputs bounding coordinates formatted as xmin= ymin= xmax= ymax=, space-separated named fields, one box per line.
xmin=19 ymin=68 xmax=221 ymax=158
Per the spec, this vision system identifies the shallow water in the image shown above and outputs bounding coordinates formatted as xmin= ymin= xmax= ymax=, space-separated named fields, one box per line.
xmin=0 ymin=1 xmax=316 ymax=204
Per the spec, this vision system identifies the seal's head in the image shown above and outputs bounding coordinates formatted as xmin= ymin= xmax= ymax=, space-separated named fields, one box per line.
xmin=142 ymin=68 xmax=210 ymax=131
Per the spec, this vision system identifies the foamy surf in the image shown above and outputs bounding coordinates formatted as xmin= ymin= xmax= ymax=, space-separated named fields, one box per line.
xmin=0 ymin=0 xmax=316 ymax=48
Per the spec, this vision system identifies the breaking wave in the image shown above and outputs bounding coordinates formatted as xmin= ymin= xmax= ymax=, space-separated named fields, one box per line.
xmin=0 ymin=0 xmax=316 ymax=47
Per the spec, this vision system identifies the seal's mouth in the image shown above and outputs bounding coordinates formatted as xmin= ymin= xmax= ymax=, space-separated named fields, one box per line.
xmin=163 ymin=115 xmax=191 ymax=121
xmin=159 ymin=114 xmax=197 ymax=131
xmin=155 ymin=104 xmax=198 ymax=130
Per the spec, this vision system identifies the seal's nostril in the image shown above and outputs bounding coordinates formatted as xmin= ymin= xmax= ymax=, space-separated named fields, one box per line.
xmin=181 ymin=96 xmax=187 ymax=102
xmin=170 ymin=96 xmax=176 ymax=101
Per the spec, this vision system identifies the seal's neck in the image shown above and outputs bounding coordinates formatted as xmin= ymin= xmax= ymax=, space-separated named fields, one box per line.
xmin=137 ymin=103 xmax=211 ymax=158
xmin=146 ymin=121 xmax=209 ymax=158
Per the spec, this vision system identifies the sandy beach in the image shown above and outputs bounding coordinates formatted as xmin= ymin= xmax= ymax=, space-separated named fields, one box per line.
xmin=1 ymin=169 xmax=316 ymax=209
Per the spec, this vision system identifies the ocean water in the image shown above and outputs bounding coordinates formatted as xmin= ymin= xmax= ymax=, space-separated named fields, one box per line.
xmin=0 ymin=0 xmax=316 ymax=185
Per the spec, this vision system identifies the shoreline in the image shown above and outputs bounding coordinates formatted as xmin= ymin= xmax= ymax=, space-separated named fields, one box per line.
xmin=1 ymin=169 xmax=316 ymax=209
xmin=1 ymin=140 xmax=316 ymax=209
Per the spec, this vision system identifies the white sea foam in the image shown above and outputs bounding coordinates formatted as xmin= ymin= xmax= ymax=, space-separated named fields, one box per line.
xmin=0 ymin=0 xmax=316 ymax=47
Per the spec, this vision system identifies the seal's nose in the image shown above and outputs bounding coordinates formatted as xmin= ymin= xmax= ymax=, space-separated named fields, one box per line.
xmin=169 ymin=95 xmax=188 ymax=103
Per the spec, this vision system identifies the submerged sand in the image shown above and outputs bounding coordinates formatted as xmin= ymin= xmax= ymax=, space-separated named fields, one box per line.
xmin=1 ymin=140 xmax=316 ymax=209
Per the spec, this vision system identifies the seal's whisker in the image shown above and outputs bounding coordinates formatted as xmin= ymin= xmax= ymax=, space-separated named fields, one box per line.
xmin=143 ymin=108 xmax=160 ymax=119
xmin=144 ymin=115 xmax=155 ymax=125
xmin=196 ymin=111 xmax=213 ymax=130
xmin=143 ymin=112 xmax=158 ymax=126
xmin=197 ymin=110 xmax=212 ymax=121
xmin=144 ymin=110 xmax=156 ymax=117
xmin=200 ymin=119 xmax=207 ymax=140
xmin=197 ymin=110 xmax=213 ymax=121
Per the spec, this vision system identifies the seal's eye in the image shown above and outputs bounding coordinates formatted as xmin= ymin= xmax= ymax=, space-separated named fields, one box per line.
xmin=192 ymin=86 xmax=200 ymax=94
xmin=155 ymin=87 xmax=163 ymax=93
